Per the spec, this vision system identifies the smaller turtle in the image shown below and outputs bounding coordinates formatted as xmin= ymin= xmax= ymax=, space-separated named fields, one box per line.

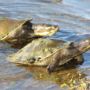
xmin=8 ymin=38 xmax=90 ymax=73
xmin=1 ymin=19 xmax=59 ymax=48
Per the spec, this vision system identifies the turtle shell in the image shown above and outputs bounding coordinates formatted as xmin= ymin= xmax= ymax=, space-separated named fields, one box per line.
xmin=8 ymin=38 xmax=83 ymax=67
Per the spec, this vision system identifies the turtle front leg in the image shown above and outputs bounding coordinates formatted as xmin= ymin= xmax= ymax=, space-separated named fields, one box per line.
xmin=47 ymin=52 xmax=61 ymax=73
xmin=47 ymin=58 xmax=60 ymax=73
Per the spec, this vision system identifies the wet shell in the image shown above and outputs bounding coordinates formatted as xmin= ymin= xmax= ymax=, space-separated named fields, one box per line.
xmin=8 ymin=38 xmax=83 ymax=67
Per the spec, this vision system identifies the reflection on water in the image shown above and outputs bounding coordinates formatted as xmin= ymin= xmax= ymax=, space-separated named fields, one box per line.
xmin=25 ymin=66 xmax=90 ymax=90
xmin=0 ymin=0 xmax=90 ymax=90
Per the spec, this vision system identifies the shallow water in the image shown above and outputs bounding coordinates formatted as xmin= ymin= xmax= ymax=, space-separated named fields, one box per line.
xmin=0 ymin=0 xmax=90 ymax=90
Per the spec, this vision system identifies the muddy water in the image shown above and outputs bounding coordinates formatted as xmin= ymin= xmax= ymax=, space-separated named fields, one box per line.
xmin=0 ymin=0 xmax=90 ymax=90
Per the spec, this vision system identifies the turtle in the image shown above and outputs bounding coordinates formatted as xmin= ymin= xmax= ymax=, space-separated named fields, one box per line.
xmin=0 ymin=19 xmax=59 ymax=48
xmin=8 ymin=38 xmax=90 ymax=73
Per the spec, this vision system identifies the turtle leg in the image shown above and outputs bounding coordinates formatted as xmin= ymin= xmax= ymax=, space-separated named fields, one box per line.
xmin=47 ymin=52 xmax=61 ymax=73
xmin=47 ymin=58 xmax=60 ymax=73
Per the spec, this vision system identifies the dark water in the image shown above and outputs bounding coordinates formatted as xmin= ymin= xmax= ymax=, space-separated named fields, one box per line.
xmin=0 ymin=0 xmax=90 ymax=90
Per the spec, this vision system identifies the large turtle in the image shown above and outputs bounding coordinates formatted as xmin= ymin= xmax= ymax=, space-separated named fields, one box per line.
xmin=0 ymin=19 xmax=59 ymax=48
xmin=8 ymin=38 xmax=90 ymax=73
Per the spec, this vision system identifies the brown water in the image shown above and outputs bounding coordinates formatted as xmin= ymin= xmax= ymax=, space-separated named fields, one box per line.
xmin=0 ymin=0 xmax=90 ymax=90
